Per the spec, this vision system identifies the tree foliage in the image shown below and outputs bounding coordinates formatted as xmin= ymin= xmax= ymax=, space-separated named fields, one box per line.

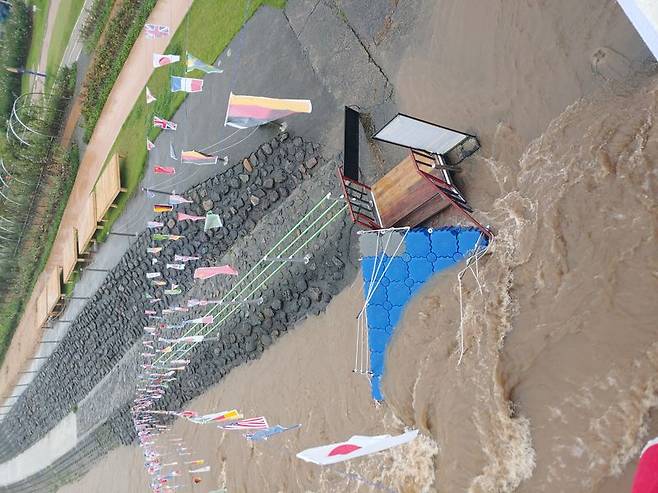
xmin=0 ymin=1 xmax=32 ymax=128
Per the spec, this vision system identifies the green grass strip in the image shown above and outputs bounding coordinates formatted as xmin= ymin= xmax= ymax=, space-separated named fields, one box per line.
xmin=44 ymin=0 xmax=86 ymax=84
xmin=22 ymin=0 xmax=49 ymax=93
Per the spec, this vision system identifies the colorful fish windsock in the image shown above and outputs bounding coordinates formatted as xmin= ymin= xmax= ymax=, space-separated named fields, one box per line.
xmin=168 ymin=194 xmax=192 ymax=205
xmin=163 ymin=335 xmax=206 ymax=344
xmin=185 ymin=459 xmax=205 ymax=466
xmin=193 ymin=265 xmax=238 ymax=279
xmin=186 ymin=52 xmax=222 ymax=74
xmin=170 ymin=76 xmax=203 ymax=93
xmin=144 ymin=23 xmax=170 ymax=39
xmin=146 ymin=272 xmax=161 ymax=279
xmin=154 ymin=166 xmax=176 ymax=175
xmin=147 ymin=221 xmax=163 ymax=229
xmin=177 ymin=212 xmax=205 ymax=222
xmin=174 ymin=255 xmax=199 ymax=262
xmin=219 ymin=416 xmax=269 ymax=431
xmin=146 ymin=247 xmax=162 ymax=254
xmin=153 ymin=116 xmax=177 ymax=130
xmin=153 ymin=53 xmax=180 ymax=67
xmin=146 ymin=86 xmax=156 ymax=104
xmin=153 ymin=204 xmax=173 ymax=213
xmin=224 ymin=92 xmax=312 ymax=129
xmin=166 ymin=263 xmax=185 ymax=270
xmin=181 ymin=150 xmax=218 ymax=165
xmin=152 ymin=233 xmax=184 ymax=241
xmin=184 ymin=315 xmax=214 ymax=325
xmin=245 ymin=424 xmax=302 ymax=442
xmin=296 ymin=430 xmax=418 ymax=465
xmin=188 ymin=409 xmax=241 ymax=424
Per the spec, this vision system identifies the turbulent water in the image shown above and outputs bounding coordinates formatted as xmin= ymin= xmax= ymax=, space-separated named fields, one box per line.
xmin=61 ymin=76 xmax=657 ymax=493
xmin=382 ymin=76 xmax=658 ymax=492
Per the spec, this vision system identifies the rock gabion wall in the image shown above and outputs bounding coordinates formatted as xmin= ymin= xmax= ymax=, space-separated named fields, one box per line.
xmin=0 ymin=133 xmax=355 ymax=463
xmin=76 ymin=157 xmax=355 ymax=440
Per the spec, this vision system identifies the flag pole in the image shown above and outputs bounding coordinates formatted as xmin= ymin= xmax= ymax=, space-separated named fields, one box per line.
xmin=142 ymin=187 xmax=172 ymax=197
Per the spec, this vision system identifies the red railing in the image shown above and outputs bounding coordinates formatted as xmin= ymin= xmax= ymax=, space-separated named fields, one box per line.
xmin=410 ymin=150 xmax=493 ymax=239
xmin=336 ymin=167 xmax=380 ymax=230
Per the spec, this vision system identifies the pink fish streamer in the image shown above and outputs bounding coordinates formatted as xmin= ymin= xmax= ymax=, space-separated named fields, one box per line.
xmin=177 ymin=212 xmax=205 ymax=222
xmin=193 ymin=265 xmax=238 ymax=279
xmin=168 ymin=194 xmax=192 ymax=205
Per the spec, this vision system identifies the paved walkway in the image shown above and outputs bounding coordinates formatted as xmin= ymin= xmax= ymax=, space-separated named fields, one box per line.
xmin=0 ymin=0 xmax=194 ymax=419
xmin=0 ymin=413 xmax=76 ymax=486
xmin=29 ymin=0 xmax=60 ymax=93
xmin=60 ymin=0 xmax=93 ymax=69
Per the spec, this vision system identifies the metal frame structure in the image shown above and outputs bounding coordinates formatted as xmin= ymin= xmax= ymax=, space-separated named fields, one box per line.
xmin=409 ymin=149 xmax=492 ymax=238
xmin=7 ymin=92 xmax=58 ymax=147
xmin=338 ymin=109 xmax=492 ymax=238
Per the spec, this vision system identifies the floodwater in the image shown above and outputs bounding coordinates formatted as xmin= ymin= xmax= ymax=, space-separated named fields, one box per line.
xmin=61 ymin=1 xmax=657 ymax=492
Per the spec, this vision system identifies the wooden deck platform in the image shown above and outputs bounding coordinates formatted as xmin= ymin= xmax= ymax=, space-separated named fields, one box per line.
xmin=371 ymin=153 xmax=450 ymax=228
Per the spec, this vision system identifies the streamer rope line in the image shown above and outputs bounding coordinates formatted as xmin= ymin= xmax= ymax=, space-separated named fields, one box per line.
xmin=354 ymin=228 xmax=409 ymax=376
xmin=154 ymin=195 xmax=347 ymax=367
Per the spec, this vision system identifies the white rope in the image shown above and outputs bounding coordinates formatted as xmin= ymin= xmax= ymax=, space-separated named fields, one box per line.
xmin=356 ymin=232 xmax=385 ymax=375
xmin=456 ymin=234 xmax=491 ymax=366
xmin=357 ymin=228 xmax=409 ymax=317
xmin=355 ymin=233 xmax=380 ymax=373
xmin=209 ymin=125 xmax=259 ymax=155
xmin=354 ymin=228 xmax=409 ymax=376
xmin=198 ymin=127 xmax=242 ymax=152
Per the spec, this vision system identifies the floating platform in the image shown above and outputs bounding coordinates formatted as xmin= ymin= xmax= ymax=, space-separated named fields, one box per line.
xmin=360 ymin=227 xmax=487 ymax=400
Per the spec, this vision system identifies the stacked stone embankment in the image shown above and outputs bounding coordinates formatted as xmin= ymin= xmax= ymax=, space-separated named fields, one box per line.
xmin=0 ymin=133 xmax=357 ymax=482
xmin=77 ymin=154 xmax=355 ymax=439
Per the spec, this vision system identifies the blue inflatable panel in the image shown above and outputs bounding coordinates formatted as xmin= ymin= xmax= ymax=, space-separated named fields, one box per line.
xmin=360 ymin=227 xmax=486 ymax=400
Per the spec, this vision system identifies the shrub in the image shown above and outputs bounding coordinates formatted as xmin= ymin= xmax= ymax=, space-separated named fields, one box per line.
xmin=80 ymin=0 xmax=116 ymax=51
xmin=80 ymin=0 xmax=157 ymax=141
